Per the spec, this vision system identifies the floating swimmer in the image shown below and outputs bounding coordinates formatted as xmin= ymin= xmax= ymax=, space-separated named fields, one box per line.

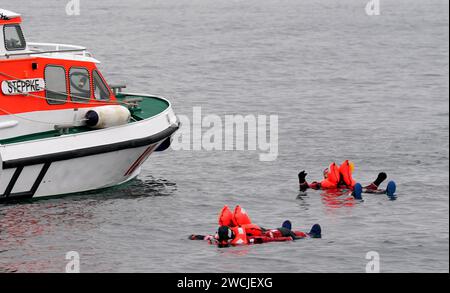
xmin=189 ymin=205 xmax=321 ymax=247
xmin=298 ymin=160 xmax=397 ymax=199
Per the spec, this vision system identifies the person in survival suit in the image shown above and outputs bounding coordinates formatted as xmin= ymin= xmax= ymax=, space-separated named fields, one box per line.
xmin=189 ymin=205 xmax=322 ymax=247
xmin=298 ymin=160 xmax=387 ymax=193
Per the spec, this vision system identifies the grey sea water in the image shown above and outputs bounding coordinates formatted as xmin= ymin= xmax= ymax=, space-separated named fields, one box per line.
xmin=0 ymin=0 xmax=448 ymax=272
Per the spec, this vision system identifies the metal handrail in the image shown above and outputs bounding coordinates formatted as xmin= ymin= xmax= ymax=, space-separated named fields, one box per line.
xmin=0 ymin=42 xmax=92 ymax=58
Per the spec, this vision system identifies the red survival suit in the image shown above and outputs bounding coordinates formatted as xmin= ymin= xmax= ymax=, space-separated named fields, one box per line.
xmin=215 ymin=205 xmax=308 ymax=246
xmin=307 ymin=160 xmax=357 ymax=190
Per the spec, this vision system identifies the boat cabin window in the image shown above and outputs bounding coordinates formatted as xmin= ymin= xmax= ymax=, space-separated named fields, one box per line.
xmin=3 ymin=24 xmax=26 ymax=51
xmin=93 ymin=70 xmax=110 ymax=101
xmin=69 ymin=67 xmax=91 ymax=103
xmin=45 ymin=66 xmax=68 ymax=105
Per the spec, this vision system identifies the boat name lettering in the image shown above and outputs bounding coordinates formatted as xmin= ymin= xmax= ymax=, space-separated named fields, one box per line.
xmin=1 ymin=79 xmax=46 ymax=95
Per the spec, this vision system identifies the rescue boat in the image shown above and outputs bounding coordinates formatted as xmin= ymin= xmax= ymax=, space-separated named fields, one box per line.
xmin=0 ymin=9 xmax=179 ymax=201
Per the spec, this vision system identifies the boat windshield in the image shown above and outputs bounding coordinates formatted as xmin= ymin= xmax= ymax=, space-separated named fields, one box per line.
xmin=3 ymin=24 xmax=26 ymax=51
xmin=93 ymin=70 xmax=110 ymax=100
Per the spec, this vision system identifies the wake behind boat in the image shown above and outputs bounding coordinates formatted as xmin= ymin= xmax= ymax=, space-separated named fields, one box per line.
xmin=0 ymin=9 xmax=179 ymax=201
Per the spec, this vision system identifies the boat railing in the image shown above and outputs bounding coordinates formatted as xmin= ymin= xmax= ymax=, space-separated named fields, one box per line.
xmin=110 ymin=83 xmax=127 ymax=95
xmin=0 ymin=42 xmax=93 ymax=58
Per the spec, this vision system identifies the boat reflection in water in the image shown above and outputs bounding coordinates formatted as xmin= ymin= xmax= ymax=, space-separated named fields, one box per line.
xmin=0 ymin=176 xmax=176 ymax=272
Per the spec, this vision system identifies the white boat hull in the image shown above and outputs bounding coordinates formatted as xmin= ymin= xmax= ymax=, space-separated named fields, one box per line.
xmin=0 ymin=103 xmax=178 ymax=200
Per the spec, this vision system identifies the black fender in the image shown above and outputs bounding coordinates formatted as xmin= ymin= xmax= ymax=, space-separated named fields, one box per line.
xmin=155 ymin=137 xmax=172 ymax=152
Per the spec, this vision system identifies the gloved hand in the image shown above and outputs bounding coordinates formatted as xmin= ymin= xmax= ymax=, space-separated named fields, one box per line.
xmin=298 ymin=170 xmax=307 ymax=184
xmin=373 ymin=172 xmax=387 ymax=187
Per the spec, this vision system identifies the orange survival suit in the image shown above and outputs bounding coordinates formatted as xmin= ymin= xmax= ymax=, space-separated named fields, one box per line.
xmin=216 ymin=205 xmax=307 ymax=246
xmin=308 ymin=160 xmax=357 ymax=190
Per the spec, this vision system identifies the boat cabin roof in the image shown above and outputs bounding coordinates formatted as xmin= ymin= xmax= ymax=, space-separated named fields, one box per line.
xmin=0 ymin=9 xmax=21 ymax=24
xmin=0 ymin=9 xmax=98 ymax=63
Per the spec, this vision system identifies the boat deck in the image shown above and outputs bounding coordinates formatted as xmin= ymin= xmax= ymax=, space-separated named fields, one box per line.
xmin=0 ymin=93 xmax=170 ymax=145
